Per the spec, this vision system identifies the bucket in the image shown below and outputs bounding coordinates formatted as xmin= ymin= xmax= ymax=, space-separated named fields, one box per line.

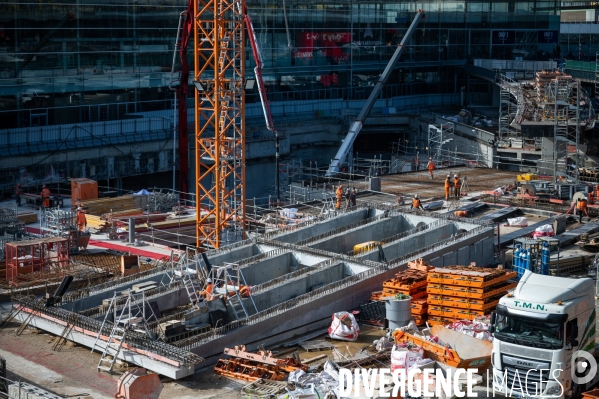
xmin=384 ymin=296 xmax=412 ymax=330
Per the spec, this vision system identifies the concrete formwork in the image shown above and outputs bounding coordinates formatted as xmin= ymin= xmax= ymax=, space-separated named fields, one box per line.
xmin=11 ymin=208 xmax=495 ymax=379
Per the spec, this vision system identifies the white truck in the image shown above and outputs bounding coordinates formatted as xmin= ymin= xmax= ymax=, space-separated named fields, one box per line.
xmin=489 ymin=270 xmax=599 ymax=399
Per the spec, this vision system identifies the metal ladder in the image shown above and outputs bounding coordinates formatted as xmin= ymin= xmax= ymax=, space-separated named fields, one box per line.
xmin=92 ymin=291 xmax=156 ymax=373
xmin=53 ymin=313 xmax=78 ymax=352
xmin=221 ymin=263 xmax=258 ymax=320
xmin=161 ymin=248 xmax=207 ymax=306
xmin=15 ymin=300 xmax=44 ymax=336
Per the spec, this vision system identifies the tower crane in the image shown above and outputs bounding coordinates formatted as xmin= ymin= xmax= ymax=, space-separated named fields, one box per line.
xmin=325 ymin=10 xmax=425 ymax=177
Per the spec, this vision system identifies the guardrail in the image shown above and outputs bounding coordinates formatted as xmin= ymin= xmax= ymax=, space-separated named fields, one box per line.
xmin=295 ymin=214 xmax=385 ymax=246
xmin=13 ymin=296 xmax=203 ymax=366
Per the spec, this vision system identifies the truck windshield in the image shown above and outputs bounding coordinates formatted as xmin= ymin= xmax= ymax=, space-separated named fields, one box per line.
xmin=495 ymin=311 xmax=563 ymax=349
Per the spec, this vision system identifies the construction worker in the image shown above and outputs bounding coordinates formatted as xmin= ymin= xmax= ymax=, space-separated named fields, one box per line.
xmin=73 ymin=198 xmax=84 ymax=210
xmin=411 ymin=194 xmax=423 ymax=210
xmin=15 ymin=183 xmax=22 ymax=207
xmin=577 ymin=197 xmax=589 ymax=223
xmin=454 ymin=174 xmax=462 ymax=198
xmin=41 ymin=184 xmax=51 ymax=208
xmin=335 ymin=184 xmax=344 ymax=210
xmin=200 ymin=278 xmax=214 ymax=300
xmin=444 ymin=174 xmax=452 ymax=201
xmin=349 ymin=188 xmax=357 ymax=207
xmin=427 ymin=157 xmax=435 ymax=179
xmin=76 ymin=207 xmax=87 ymax=232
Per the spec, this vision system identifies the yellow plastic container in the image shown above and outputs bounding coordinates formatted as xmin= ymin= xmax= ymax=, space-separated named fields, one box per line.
xmin=353 ymin=241 xmax=380 ymax=254
xmin=517 ymin=173 xmax=538 ymax=182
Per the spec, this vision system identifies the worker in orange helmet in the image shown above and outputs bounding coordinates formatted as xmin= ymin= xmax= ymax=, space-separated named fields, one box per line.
xmin=335 ymin=184 xmax=344 ymax=210
xmin=411 ymin=194 xmax=423 ymax=210
xmin=577 ymin=197 xmax=589 ymax=223
xmin=427 ymin=157 xmax=435 ymax=179
xmin=444 ymin=174 xmax=452 ymax=201
xmin=76 ymin=207 xmax=87 ymax=231
xmin=200 ymin=278 xmax=214 ymax=300
xmin=454 ymin=174 xmax=462 ymax=198
xmin=41 ymin=184 xmax=51 ymax=208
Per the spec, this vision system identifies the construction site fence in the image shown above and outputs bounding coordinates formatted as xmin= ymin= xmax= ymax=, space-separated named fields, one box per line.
xmin=387 ymin=223 xmax=493 ymax=267
xmin=174 ymin=264 xmax=388 ymax=350
xmin=480 ymin=194 xmax=599 ymax=216
xmin=12 ymin=296 xmax=204 ymax=366
xmin=250 ymin=258 xmax=338 ymax=295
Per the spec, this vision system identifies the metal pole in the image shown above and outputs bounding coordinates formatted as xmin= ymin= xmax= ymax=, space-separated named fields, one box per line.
xmin=576 ymin=79 xmax=581 ymax=184
xmin=553 ymin=79 xmax=558 ymax=182
xmin=173 ymin=91 xmax=177 ymax=193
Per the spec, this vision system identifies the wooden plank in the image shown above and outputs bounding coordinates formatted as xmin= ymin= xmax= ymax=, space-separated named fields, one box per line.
xmin=299 ymin=340 xmax=335 ymax=352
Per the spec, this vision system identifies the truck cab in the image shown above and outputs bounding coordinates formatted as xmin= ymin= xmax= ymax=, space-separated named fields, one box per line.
xmin=490 ymin=270 xmax=597 ymax=399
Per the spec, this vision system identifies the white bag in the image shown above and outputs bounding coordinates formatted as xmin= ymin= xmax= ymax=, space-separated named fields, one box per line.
xmin=328 ymin=312 xmax=360 ymax=341
xmin=506 ymin=217 xmax=528 ymax=227
xmin=391 ymin=345 xmax=408 ymax=373
xmin=406 ymin=346 xmax=424 ymax=371
xmin=535 ymin=224 xmax=554 ymax=233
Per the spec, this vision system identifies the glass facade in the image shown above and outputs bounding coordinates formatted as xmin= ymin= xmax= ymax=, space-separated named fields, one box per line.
xmin=0 ymin=0 xmax=560 ymax=129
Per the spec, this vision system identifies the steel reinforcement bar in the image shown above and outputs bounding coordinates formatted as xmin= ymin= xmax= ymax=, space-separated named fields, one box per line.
xmin=13 ymin=295 xmax=204 ymax=366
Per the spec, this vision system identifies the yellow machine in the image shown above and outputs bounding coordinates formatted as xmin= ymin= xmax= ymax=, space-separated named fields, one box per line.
xmin=353 ymin=241 xmax=380 ymax=254
xmin=517 ymin=173 xmax=538 ymax=182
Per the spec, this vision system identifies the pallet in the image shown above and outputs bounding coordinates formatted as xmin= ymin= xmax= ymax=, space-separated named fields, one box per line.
xmin=241 ymin=379 xmax=289 ymax=397
xmin=408 ymin=258 xmax=435 ymax=272
xmin=382 ymin=285 xmax=427 ymax=297
xmin=411 ymin=298 xmax=428 ymax=315
xmin=427 ymin=269 xmax=517 ymax=288
xmin=299 ymin=340 xmax=334 ymax=352
xmin=427 ymin=295 xmax=502 ymax=311
xmin=412 ymin=314 xmax=427 ymax=327
xmin=427 ymin=281 xmax=517 ymax=299
xmin=428 ymin=305 xmax=487 ymax=319
xmin=383 ymin=278 xmax=427 ymax=292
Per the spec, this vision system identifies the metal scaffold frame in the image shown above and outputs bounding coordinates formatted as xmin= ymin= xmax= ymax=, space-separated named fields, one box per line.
xmin=427 ymin=121 xmax=454 ymax=163
xmin=194 ymin=0 xmax=246 ymax=249
xmin=498 ymin=74 xmax=521 ymax=142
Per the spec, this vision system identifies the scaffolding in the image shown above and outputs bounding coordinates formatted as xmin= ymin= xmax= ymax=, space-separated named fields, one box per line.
xmin=498 ymin=74 xmax=522 ymax=142
xmin=5 ymin=237 xmax=70 ymax=286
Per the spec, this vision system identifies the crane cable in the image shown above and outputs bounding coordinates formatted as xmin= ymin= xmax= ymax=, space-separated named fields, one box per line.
xmin=282 ymin=0 xmax=292 ymax=50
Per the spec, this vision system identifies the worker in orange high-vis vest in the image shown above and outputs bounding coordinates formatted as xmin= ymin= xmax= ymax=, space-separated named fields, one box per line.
xmin=454 ymin=174 xmax=462 ymax=198
xmin=410 ymin=194 xmax=423 ymax=210
xmin=335 ymin=184 xmax=344 ymax=210
xmin=444 ymin=174 xmax=452 ymax=201
xmin=41 ymin=184 xmax=51 ymax=208
xmin=200 ymin=278 xmax=214 ymax=300
xmin=427 ymin=157 xmax=435 ymax=179
xmin=76 ymin=208 xmax=87 ymax=231
xmin=577 ymin=197 xmax=589 ymax=223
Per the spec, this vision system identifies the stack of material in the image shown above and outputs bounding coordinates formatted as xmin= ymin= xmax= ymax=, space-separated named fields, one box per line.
xmin=83 ymin=196 xmax=136 ymax=216
xmin=427 ymin=264 xmax=517 ymax=326
xmin=370 ymin=258 xmax=433 ymax=326
xmin=86 ymin=214 xmax=110 ymax=231
xmin=16 ymin=212 xmax=38 ymax=224
xmin=101 ymin=208 xmax=144 ymax=222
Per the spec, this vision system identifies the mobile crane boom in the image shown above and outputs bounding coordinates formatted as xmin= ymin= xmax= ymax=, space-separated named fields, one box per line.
xmin=325 ymin=10 xmax=425 ymax=177
xmin=239 ymin=1 xmax=281 ymax=201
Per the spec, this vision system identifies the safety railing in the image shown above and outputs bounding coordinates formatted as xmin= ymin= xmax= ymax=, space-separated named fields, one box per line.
xmin=78 ymin=280 xmax=184 ymax=319
xmin=295 ymin=214 xmax=385 ymax=246
xmin=174 ymin=265 xmax=386 ymax=349
xmin=346 ymin=219 xmax=447 ymax=256
xmin=13 ymin=295 xmax=203 ymax=366
xmin=60 ymin=257 xmax=172 ymax=304
xmin=235 ymin=247 xmax=289 ymax=268
xmin=250 ymin=258 xmax=338 ymax=295
xmin=387 ymin=224 xmax=492 ymax=267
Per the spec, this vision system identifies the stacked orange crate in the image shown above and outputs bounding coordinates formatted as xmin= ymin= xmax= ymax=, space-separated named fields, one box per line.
xmin=370 ymin=259 xmax=433 ymax=326
xmin=426 ymin=265 xmax=517 ymax=326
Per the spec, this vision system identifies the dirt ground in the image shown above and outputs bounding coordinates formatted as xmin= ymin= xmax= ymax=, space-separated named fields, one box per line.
xmin=0 ymin=316 xmax=388 ymax=399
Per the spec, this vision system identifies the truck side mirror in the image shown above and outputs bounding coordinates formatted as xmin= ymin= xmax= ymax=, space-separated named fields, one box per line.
xmin=488 ymin=311 xmax=496 ymax=333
